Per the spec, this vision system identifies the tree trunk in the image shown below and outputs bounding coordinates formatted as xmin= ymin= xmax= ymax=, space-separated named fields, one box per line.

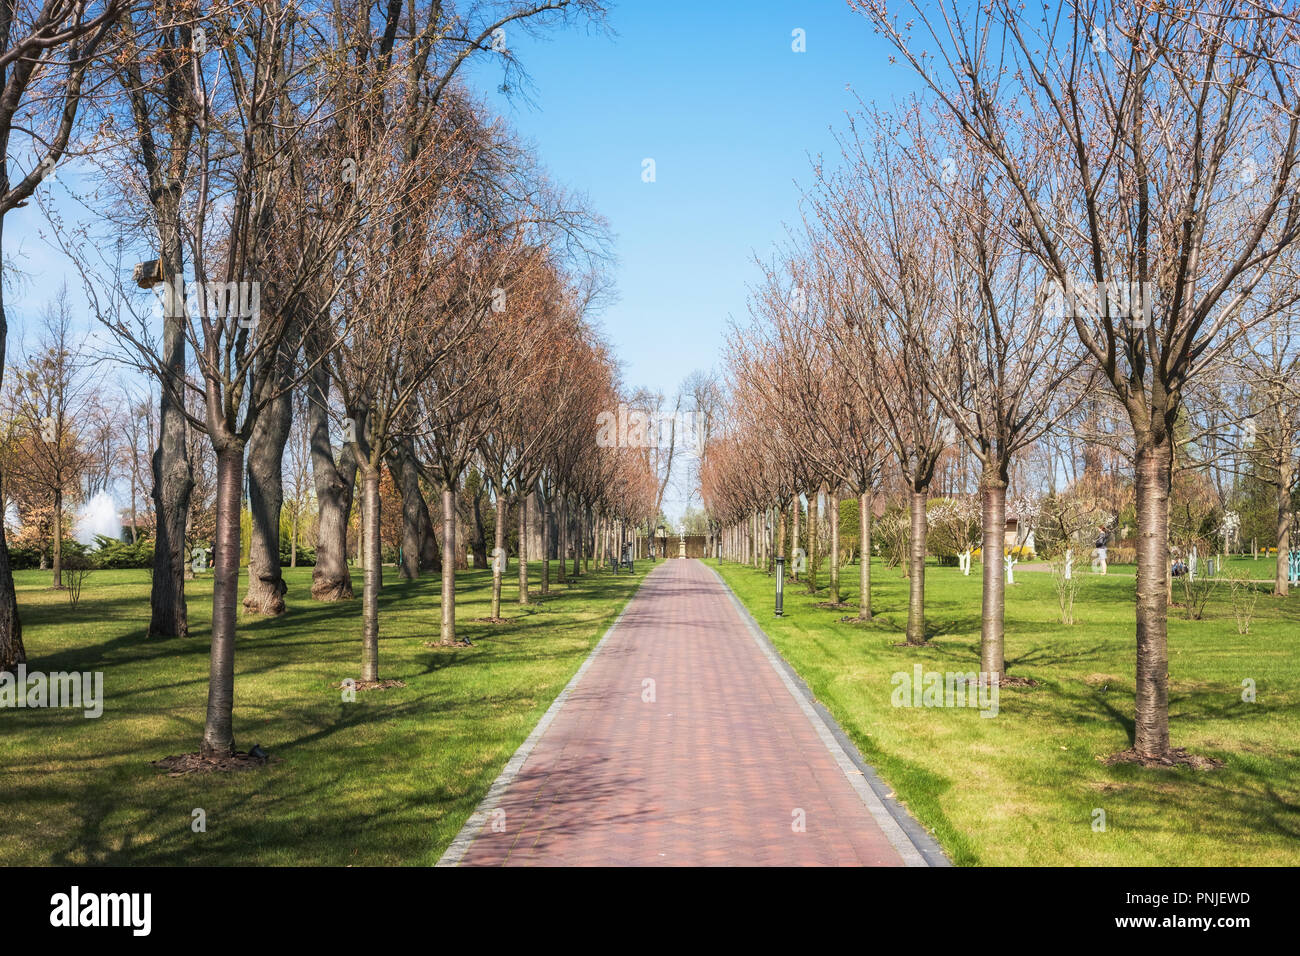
xmin=308 ymin=364 xmax=356 ymax=601
xmin=441 ymin=485 xmax=458 ymax=644
xmin=791 ymin=495 xmax=801 ymax=580
xmin=149 ymin=260 xmax=194 ymax=638
xmin=492 ymin=490 xmax=506 ymax=619
xmin=584 ymin=504 xmax=592 ymax=572
xmin=470 ymin=483 xmax=488 ymax=569
xmin=1275 ymin=458 xmax=1292 ymax=597
xmin=1133 ymin=435 xmax=1174 ymax=757
xmin=777 ymin=502 xmax=787 ymax=567
xmin=517 ymin=490 xmax=530 ymax=604
xmin=0 ymin=274 xmax=23 ymax=670
xmin=243 ymin=383 xmax=292 ymax=615
xmin=859 ymin=489 xmax=872 ymax=620
xmin=763 ymin=512 xmax=770 ymax=568
xmin=420 ymin=495 xmax=441 ymax=573
xmin=129 ymin=469 xmax=138 ymax=544
xmin=979 ymin=473 xmax=1007 ymax=679
xmin=52 ymin=488 xmax=63 ymax=588
xmin=360 ymin=465 xmax=381 ymax=681
xmin=202 ymin=443 xmax=244 ymax=757
xmin=0 ymin=509 xmax=22 ymax=669
xmin=906 ymin=489 xmax=927 ymax=644
xmin=807 ymin=491 xmax=820 ymax=593
xmin=541 ymin=494 xmax=551 ymax=595
xmin=557 ymin=495 xmax=568 ymax=584
xmin=574 ymin=504 xmax=582 ymax=577
xmin=829 ymin=488 xmax=840 ymax=603
xmin=389 ymin=440 xmax=424 ymax=581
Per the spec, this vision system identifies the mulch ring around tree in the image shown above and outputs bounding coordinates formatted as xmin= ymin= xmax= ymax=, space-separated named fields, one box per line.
xmin=815 ymin=602 xmax=854 ymax=610
xmin=892 ymin=640 xmax=939 ymax=647
xmin=466 ymin=617 xmax=512 ymax=625
xmin=330 ymin=678 xmax=407 ymax=691
xmin=152 ymin=749 xmax=278 ymax=776
xmin=1000 ymin=675 xmax=1039 ymax=687
xmin=422 ymin=640 xmax=472 ymax=649
xmin=1101 ymin=747 xmax=1225 ymax=771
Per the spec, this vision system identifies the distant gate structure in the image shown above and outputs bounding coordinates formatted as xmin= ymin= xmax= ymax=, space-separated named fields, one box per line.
xmin=638 ymin=534 xmax=709 ymax=559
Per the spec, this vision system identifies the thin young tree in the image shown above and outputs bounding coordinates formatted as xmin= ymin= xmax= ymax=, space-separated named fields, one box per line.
xmin=812 ymin=110 xmax=950 ymax=644
xmin=5 ymin=288 xmax=98 ymax=587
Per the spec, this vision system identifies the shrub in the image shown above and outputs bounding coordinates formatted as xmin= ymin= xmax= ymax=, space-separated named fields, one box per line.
xmin=279 ymin=543 xmax=317 ymax=567
xmin=926 ymin=497 xmax=979 ymax=564
xmin=5 ymin=539 xmax=88 ymax=570
xmin=1179 ymin=566 xmax=1222 ymax=620
xmin=1228 ymin=573 xmax=1261 ymax=635
xmin=92 ymin=535 xmax=155 ymax=569
xmin=1106 ymin=546 xmax=1136 ymax=565
xmin=874 ymin=510 xmax=910 ymax=569
xmin=63 ymin=553 xmax=97 ymax=608
xmin=6 ymin=544 xmax=43 ymax=570
xmin=1047 ymin=550 xmax=1081 ymax=625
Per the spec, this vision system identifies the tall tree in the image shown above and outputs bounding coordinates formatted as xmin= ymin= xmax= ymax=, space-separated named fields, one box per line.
xmin=864 ymin=0 xmax=1300 ymax=758
xmin=812 ymin=109 xmax=950 ymax=644
xmin=0 ymin=0 xmax=123 ymax=669
xmin=98 ymin=2 xmax=363 ymax=755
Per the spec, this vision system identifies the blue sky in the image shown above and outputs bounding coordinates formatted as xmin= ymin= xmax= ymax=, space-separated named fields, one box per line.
xmin=466 ymin=0 xmax=915 ymax=516
xmin=468 ymin=1 xmax=909 ymax=395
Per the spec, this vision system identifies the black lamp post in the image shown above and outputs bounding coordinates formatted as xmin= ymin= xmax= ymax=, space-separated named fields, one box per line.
xmin=775 ymin=555 xmax=785 ymax=616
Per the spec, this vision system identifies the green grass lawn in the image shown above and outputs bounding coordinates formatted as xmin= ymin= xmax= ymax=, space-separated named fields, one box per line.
xmin=1 ymin=559 xmax=644 ymax=865
xmin=715 ymin=557 xmax=1300 ymax=866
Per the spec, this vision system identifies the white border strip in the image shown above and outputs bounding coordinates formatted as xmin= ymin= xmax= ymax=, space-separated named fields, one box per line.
xmin=435 ymin=569 xmax=651 ymax=866
xmin=706 ymin=564 xmax=931 ymax=867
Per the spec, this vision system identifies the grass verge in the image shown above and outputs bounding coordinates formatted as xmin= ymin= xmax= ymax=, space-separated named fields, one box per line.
xmin=1 ymin=560 xmax=644 ymax=865
xmin=715 ymin=557 xmax=1299 ymax=866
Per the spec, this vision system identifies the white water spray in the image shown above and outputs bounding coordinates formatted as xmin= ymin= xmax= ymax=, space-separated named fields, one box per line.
xmin=75 ymin=491 xmax=121 ymax=546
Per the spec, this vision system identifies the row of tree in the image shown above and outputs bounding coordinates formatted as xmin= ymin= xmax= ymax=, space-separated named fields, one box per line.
xmin=0 ymin=0 xmax=676 ymax=763
xmin=701 ymin=0 xmax=1300 ymax=764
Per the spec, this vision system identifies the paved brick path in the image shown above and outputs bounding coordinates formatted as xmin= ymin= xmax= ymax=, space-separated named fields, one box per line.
xmin=446 ymin=558 xmax=923 ymax=866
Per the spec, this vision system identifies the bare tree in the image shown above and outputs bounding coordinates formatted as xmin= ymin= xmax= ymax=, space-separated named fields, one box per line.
xmin=812 ymin=109 xmax=950 ymax=644
xmin=96 ymin=2 xmax=365 ymax=756
xmin=6 ymin=286 xmax=98 ymax=587
xmin=863 ymin=0 xmax=1300 ymax=759
xmin=0 ymin=0 xmax=123 ymax=669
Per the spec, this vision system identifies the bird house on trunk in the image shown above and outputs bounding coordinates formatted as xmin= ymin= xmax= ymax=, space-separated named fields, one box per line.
xmin=132 ymin=258 xmax=164 ymax=289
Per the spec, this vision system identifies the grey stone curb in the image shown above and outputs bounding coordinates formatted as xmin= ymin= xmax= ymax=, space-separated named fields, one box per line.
xmin=704 ymin=561 xmax=952 ymax=868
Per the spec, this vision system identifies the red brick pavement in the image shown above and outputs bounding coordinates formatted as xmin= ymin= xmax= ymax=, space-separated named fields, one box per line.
xmin=454 ymin=558 xmax=911 ymax=866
